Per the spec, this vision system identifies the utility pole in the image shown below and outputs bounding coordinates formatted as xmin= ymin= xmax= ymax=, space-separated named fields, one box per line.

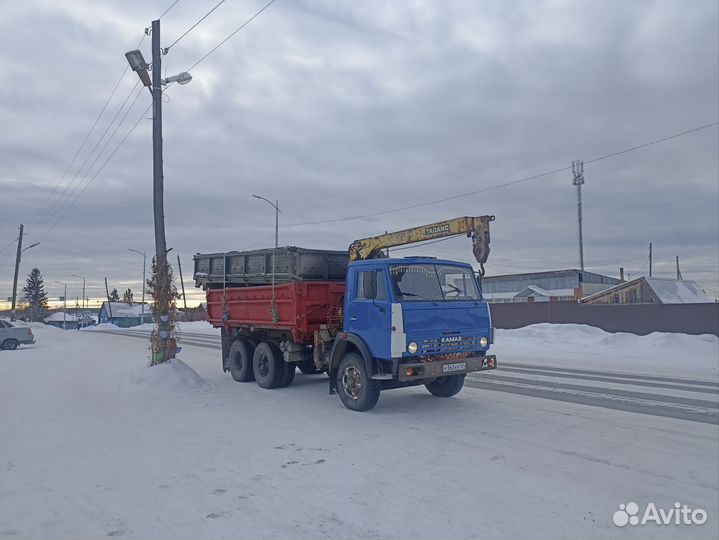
xmin=152 ymin=18 xmax=171 ymax=363
xmin=572 ymin=160 xmax=585 ymax=271
xmin=177 ymin=254 xmax=187 ymax=311
xmin=104 ymin=277 xmax=113 ymax=321
xmin=10 ymin=224 xmax=23 ymax=321
xmin=676 ymin=255 xmax=682 ymax=280
xmin=649 ymin=242 xmax=653 ymax=277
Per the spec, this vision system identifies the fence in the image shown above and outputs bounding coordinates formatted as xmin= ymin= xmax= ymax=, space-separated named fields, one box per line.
xmin=489 ymin=301 xmax=719 ymax=336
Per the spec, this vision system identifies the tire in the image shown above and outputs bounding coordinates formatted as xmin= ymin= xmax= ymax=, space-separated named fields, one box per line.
xmin=1 ymin=339 xmax=19 ymax=351
xmin=298 ymin=359 xmax=322 ymax=375
xmin=228 ymin=339 xmax=255 ymax=382
xmin=252 ymin=342 xmax=284 ymax=389
xmin=336 ymin=352 xmax=380 ymax=412
xmin=425 ymin=374 xmax=465 ymax=397
xmin=278 ymin=362 xmax=296 ymax=387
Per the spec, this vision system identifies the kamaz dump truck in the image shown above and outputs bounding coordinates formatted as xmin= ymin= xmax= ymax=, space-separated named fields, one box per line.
xmin=194 ymin=216 xmax=497 ymax=411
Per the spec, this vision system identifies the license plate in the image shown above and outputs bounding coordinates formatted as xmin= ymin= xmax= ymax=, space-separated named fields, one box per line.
xmin=443 ymin=362 xmax=467 ymax=373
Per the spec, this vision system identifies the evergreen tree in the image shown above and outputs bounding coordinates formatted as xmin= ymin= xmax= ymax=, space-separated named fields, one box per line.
xmin=122 ymin=288 xmax=134 ymax=303
xmin=109 ymin=288 xmax=120 ymax=302
xmin=22 ymin=268 xmax=48 ymax=322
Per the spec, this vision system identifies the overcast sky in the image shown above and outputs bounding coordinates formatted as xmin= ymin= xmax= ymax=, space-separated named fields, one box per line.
xmin=1 ymin=0 xmax=717 ymax=308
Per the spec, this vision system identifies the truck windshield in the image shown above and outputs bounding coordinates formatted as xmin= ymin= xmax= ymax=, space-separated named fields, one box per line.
xmin=389 ymin=264 xmax=481 ymax=301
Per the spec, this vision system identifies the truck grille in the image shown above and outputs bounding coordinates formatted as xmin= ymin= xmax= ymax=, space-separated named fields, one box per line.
xmin=419 ymin=336 xmax=479 ymax=354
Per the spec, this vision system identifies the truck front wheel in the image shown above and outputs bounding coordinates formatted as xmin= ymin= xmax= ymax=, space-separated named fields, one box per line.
xmin=253 ymin=342 xmax=284 ymax=389
xmin=228 ymin=339 xmax=255 ymax=382
xmin=336 ymin=353 xmax=380 ymax=411
xmin=425 ymin=374 xmax=465 ymax=397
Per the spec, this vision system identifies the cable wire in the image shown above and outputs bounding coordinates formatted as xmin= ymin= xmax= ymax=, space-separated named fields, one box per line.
xmin=159 ymin=0 xmax=182 ymax=19
xmin=27 ymin=35 xmax=146 ymax=228
xmin=39 ymin=79 xmax=143 ymax=228
xmin=164 ymin=0 xmax=228 ymax=52
xmin=184 ymin=0 xmax=279 ymax=72
xmin=39 ymin=90 xmax=149 ymax=243
xmin=284 ymin=121 xmax=719 ymax=227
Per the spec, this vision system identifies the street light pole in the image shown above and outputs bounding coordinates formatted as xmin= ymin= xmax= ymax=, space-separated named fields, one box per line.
xmin=126 ymin=20 xmax=192 ymax=364
xmin=10 ymin=224 xmax=40 ymax=322
xmin=128 ymin=249 xmax=146 ymax=324
xmin=252 ymin=195 xmax=280 ymax=323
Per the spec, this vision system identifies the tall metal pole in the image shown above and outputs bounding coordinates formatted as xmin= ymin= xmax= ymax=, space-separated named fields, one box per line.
xmin=10 ymin=224 xmax=23 ymax=321
xmin=649 ymin=242 xmax=653 ymax=277
xmin=152 ymin=19 xmax=170 ymax=363
xmin=273 ymin=199 xmax=278 ymax=322
xmin=572 ymin=161 xmax=585 ymax=271
xmin=63 ymin=284 xmax=67 ymax=329
xmin=252 ymin=195 xmax=280 ymax=323
xmin=141 ymin=252 xmax=146 ymax=323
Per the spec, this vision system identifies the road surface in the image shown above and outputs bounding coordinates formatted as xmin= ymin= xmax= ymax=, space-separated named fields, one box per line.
xmin=95 ymin=328 xmax=719 ymax=425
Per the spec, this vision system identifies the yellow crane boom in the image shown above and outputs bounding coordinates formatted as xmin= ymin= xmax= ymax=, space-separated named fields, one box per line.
xmin=348 ymin=215 xmax=495 ymax=274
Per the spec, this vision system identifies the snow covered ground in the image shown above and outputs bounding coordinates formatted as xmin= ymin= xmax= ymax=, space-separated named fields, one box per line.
xmin=1 ymin=323 xmax=717 ymax=539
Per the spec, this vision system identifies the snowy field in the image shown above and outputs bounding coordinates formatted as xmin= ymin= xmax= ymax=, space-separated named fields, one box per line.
xmin=1 ymin=323 xmax=717 ymax=539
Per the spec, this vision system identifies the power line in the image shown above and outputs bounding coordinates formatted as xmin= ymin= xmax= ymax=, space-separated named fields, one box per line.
xmin=159 ymin=0 xmax=182 ymax=19
xmin=27 ymin=35 xmax=146 ymax=228
xmin=284 ymin=121 xmax=719 ymax=228
xmin=23 ymin=0 xmax=182 ymax=232
xmin=164 ymin=0 xmax=228 ymax=53
xmin=38 ymin=92 xmax=150 ymax=243
xmin=184 ymin=0 xmax=279 ymax=72
xmin=38 ymin=80 xmax=143 ymax=228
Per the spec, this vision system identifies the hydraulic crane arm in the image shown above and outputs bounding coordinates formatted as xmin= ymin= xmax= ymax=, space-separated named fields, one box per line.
xmin=349 ymin=215 xmax=495 ymax=275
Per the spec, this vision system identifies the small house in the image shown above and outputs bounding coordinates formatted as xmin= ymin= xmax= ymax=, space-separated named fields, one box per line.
xmin=97 ymin=302 xmax=152 ymax=327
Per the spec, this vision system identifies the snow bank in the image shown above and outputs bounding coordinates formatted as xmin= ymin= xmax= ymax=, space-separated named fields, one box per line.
xmin=495 ymin=323 xmax=719 ymax=378
xmin=121 ymin=358 xmax=209 ymax=395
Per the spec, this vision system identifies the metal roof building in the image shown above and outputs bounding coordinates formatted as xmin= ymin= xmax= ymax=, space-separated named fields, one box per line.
xmin=581 ymin=277 xmax=714 ymax=304
xmin=482 ymin=269 xmax=621 ymax=303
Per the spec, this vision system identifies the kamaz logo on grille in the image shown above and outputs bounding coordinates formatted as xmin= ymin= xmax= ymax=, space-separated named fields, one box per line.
xmin=441 ymin=336 xmax=462 ymax=343
xmin=425 ymin=224 xmax=450 ymax=236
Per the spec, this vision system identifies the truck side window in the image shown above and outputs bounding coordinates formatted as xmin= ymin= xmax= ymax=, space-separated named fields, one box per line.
xmin=357 ymin=270 xmax=387 ymax=300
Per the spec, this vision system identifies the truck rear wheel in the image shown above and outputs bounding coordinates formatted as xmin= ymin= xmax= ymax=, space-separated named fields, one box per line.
xmin=253 ymin=342 xmax=284 ymax=389
xmin=336 ymin=352 xmax=380 ymax=412
xmin=228 ymin=339 xmax=255 ymax=382
xmin=425 ymin=374 xmax=465 ymax=397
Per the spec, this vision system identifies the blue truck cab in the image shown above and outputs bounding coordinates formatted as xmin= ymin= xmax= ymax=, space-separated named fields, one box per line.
xmin=330 ymin=257 xmax=497 ymax=410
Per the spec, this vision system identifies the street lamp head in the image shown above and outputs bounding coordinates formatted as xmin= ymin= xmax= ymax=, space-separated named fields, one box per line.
xmin=21 ymin=242 xmax=40 ymax=252
xmin=162 ymin=72 xmax=192 ymax=86
xmin=125 ymin=50 xmax=148 ymax=71
xmin=125 ymin=50 xmax=152 ymax=87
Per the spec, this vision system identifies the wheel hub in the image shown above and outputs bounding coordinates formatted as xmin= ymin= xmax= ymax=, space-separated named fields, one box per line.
xmin=258 ymin=355 xmax=270 ymax=377
xmin=341 ymin=366 xmax=363 ymax=400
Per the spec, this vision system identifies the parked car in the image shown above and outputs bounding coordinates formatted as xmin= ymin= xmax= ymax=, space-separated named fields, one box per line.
xmin=0 ymin=319 xmax=36 ymax=350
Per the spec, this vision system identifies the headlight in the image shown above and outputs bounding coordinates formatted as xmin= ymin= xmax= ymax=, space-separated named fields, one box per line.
xmin=479 ymin=336 xmax=488 ymax=348
xmin=407 ymin=341 xmax=418 ymax=354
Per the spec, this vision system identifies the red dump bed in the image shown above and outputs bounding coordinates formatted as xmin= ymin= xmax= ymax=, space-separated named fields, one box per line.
xmin=206 ymin=281 xmax=345 ymax=345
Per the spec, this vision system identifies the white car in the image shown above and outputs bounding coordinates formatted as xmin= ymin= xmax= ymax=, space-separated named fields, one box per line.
xmin=0 ymin=320 xmax=36 ymax=350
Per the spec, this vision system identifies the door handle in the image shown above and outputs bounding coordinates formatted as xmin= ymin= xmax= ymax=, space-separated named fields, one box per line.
xmin=350 ymin=316 xmax=358 ymax=321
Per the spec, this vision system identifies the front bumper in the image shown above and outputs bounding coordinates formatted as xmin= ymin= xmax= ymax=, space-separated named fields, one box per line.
xmin=397 ymin=354 xmax=496 ymax=382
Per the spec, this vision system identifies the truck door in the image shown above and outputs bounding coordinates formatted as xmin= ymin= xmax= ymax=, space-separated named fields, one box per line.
xmin=345 ymin=268 xmax=391 ymax=359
